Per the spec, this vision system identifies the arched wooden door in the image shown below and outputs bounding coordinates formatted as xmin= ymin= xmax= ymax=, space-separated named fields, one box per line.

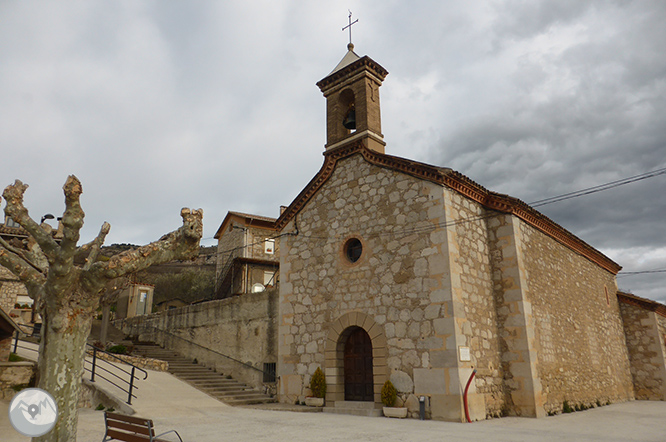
xmin=344 ymin=327 xmax=374 ymax=401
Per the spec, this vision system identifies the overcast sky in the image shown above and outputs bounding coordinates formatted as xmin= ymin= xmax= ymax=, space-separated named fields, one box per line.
xmin=1 ymin=1 xmax=664 ymax=303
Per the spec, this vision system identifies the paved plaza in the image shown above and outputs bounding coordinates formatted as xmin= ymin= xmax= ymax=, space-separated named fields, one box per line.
xmin=2 ymin=365 xmax=665 ymax=441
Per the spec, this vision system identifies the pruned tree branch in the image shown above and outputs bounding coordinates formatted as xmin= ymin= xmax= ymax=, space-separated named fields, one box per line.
xmin=2 ymin=181 xmax=59 ymax=262
xmin=0 ymin=236 xmax=46 ymax=274
xmin=87 ymin=208 xmax=203 ymax=282
xmin=99 ymin=276 xmax=131 ymax=306
xmin=0 ymin=247 xmax=47 ymax=292
xmin=58 ymin=175 xmax=85 ymax=263
xmin=82 ymin=222 xmax=111 ymax=271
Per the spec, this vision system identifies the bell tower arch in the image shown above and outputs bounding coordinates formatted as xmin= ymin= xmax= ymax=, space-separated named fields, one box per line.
xmin=316 ymin=43 xmax=388 ymax=153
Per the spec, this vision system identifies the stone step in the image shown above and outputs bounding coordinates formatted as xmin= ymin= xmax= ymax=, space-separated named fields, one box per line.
xmin=186 ymin=379 xmax=244 ymax=386
xmin=323 ymin=406 xmax=383 ymax=417
xmin=334 ymin=401 xmax=379 ymax=409
xmin=176 ymin=376 xmax=236 ymax=383
xmin=323 ymin=401 xmax=383 ymax=417
xmin=224 ymin=397 xmax=276 ymax=406
xmin=202 ymin=385 xmax=254 ymax=394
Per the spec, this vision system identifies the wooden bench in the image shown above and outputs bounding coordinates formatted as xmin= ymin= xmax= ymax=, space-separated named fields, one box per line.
xmin=103 ymin=411 xmax=183 ymax=442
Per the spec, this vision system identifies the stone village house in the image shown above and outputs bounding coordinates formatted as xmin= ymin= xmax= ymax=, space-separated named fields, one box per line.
xmin=214 ymin=212 xmax=280 ymax=299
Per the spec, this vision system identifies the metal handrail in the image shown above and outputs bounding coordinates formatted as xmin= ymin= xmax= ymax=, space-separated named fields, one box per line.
xmin=144 ymin=325 xmax=274 ymax=380
xmin=13 ymin=324 xmax=148 ymax=405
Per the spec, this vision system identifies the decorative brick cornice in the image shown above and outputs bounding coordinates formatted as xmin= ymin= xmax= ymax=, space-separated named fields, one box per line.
xmin=618 ymin=291 xmax=666 ymax=318
xmin=316 ymin=55 xmax=388 ymax=92
xmin=276 ymin=142 xmax=622 ymax=275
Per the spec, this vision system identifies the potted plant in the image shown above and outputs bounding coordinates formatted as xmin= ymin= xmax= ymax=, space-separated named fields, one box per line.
xmin=381 ymin=379 xmax=408 ymax=418
xmin=305 ymin=367 xmax=326 ymax=407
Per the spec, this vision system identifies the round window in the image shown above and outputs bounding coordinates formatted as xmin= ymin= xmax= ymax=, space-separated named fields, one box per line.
xmin=344 ymin=238 xmax=363 ymax=263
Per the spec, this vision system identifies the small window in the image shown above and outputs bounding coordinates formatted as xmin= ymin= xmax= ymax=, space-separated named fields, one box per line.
xmin=264 ymin=271 xmax=275 ymax=286
xmin=263 ymin=362 xmax=276 ymax=383
xmin=344 ymin=238 xmax=363 ymax=263
xmin=5 ymin=217 xmax=20 ymax=228
xmin=265 ymin=239 xmax=275 ymax=255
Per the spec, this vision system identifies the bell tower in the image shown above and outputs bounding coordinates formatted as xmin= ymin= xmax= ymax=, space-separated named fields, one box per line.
xmin=316 ymin=43 xmax=388 ymax=153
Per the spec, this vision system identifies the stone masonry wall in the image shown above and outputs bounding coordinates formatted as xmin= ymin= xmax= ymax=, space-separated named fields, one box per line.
xmin=519 ymin=221 xmax=634 ymax=413
xmin=1 ymin=267 xmax=24 ymax=313
xmin=619 ymin=302 xmax=666 ymax=400
xmin=446 ymin=190 xmax=504 ymax=417
xmin=279 ymin=154 xmax=445 ymax=409
xmin=116 ymin=290 xmax=277 ymax=389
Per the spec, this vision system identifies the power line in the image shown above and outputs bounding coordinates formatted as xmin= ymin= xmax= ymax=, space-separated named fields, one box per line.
xmin=208 ymin=165 xmax=666 ymax=257
xmin=528 ymin=166 xmax=666 ymax=207
xmin=617 ymin=269 xmax=666 ymax=278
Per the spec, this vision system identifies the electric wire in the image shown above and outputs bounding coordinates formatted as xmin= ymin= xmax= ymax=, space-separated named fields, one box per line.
xmin=208 ymin=165 xmax=666 ymax=258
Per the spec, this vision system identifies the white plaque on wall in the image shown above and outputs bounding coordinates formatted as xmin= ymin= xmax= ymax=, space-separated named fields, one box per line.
xmin=459 ymin=346 xmax=471 ymax=362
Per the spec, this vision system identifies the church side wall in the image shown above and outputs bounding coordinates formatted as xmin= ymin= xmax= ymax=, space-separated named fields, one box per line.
xmin=619 ymin=302 xmax=666 ymax=400
xmin=278 ymin=155 xmax=446 ymax=415
xmin=444 ymin=190 xmax=504 ymax=417
xmin=116 ymin=290 xmax=277 ymax=389
xmin=518 ymin=221 xmax=634 ymax=413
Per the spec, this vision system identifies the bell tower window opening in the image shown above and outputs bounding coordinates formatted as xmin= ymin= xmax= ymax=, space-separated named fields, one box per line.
xmin=339 ymin=88 xmax=356 ymax=134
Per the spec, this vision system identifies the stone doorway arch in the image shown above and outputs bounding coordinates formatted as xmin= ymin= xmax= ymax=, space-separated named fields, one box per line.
xmin=325 ymin=312 xmax=387 ymax=406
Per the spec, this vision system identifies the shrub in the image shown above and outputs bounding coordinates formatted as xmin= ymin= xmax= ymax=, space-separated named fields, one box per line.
xmin=9 ymin=353 xmax=24 ymax=362
xmin=562 ymin=400 xmax=573 ymax=413
xmin=381 ymin=380 xmax=397 ymax=407
xmin=107 ymin=344 xmax=127 ymax=355
xmin=310 ymin=367 xmax=326 ymax=398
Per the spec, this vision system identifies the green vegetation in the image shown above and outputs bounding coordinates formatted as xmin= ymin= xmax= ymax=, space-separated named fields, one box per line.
xmin=107 ymin=344 xmax=127 ymax=355
xmin=9 ymin=353 xmax=24 ymax=362
xmin=138 ymin=268 xmax=215 ymax=305
xmin=562 ymin=400 xmax=574 ymax=413
xmin=381 ymin=380 xmax=397 ymax=407
xmin=309 ymin=367 xmax=326 ymax=398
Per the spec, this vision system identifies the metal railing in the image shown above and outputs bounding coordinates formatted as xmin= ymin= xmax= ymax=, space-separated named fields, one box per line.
xmin=12 ymin=324 xmax=148 ymax=405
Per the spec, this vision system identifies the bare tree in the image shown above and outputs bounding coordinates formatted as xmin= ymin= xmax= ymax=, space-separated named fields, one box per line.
xmin=0 ymin=176 xmax=202 ymax=442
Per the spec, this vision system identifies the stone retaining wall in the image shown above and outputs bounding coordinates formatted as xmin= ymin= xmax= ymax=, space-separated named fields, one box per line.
xmin=0 ymin=361 xmax=35 ymax=400
xmin=115 ymin=289 xmax=277 ymax=390
xmin=86 ymin=350 xmax=168 ymax=372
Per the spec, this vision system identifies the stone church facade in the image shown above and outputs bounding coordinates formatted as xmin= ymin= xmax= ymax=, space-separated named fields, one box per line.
xmin=274 ymin=45 xmax=637 ymax=420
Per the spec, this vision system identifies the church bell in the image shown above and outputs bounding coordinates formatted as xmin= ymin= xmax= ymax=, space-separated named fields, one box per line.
xmin=343 ymin=107 xmax=356 ymax=130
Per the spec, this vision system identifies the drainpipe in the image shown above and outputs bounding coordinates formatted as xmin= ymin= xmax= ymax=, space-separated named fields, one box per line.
xmin=463 ymin=368 xmax=477 ymax=423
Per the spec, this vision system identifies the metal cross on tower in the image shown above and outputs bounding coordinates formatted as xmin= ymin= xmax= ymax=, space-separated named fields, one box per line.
xmin=342 ymin=10 xmax=358 ymax=48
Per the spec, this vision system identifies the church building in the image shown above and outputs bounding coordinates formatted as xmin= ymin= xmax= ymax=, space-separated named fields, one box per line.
xmin=274 ymin=43 xmax=637 ymax=420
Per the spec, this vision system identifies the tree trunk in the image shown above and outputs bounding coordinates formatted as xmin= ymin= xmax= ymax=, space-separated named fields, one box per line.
xmin=35 ymin=306 xmax=94 ymax=442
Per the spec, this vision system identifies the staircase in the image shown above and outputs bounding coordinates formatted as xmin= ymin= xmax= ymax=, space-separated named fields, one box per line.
xmin=133 ymin=344 xmax=275 ymax=406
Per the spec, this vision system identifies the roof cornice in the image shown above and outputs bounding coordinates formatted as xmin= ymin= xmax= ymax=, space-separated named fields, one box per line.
xmin=618 ymin=291 xmax=666 ymax=318
xmin=214 ymin=211 xmax=277 ymax=239
xmin=276 ymin=141 xmax=622 ymax=275
xmin=316 ymin=55 xmax=388 ymax=92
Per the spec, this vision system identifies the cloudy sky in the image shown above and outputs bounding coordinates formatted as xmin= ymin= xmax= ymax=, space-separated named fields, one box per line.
xmin=1 ymin=1 xmax=664 ymax=303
